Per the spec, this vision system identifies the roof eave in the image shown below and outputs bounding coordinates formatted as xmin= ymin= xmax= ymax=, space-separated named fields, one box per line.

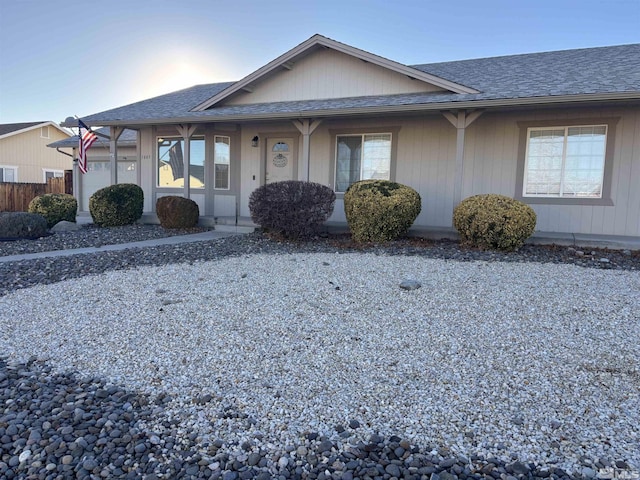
xmin=83 ymin=92 xmax=640 ymax=127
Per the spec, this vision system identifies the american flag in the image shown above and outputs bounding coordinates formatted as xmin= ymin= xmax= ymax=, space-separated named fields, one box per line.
xmin=78 ymin=119 xmax=98 ymax=174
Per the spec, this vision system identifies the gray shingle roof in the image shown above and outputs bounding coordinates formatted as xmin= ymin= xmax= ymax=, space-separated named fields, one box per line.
xmin=412 ymin=44 xmax=640 ymax=98
xmin=0 ymin=122 xmax=48 ymax=136
xmin=81 ymin=83 xmax=234 ymax=124
xmin=78 ymin=44 xmax=640 ymax=126
xmin=47 ymin=127 xmax=138 ymax=149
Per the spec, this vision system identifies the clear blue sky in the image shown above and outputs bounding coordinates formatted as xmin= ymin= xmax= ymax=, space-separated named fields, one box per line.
xmin=1 ymin=0 xmax=639 ymax=124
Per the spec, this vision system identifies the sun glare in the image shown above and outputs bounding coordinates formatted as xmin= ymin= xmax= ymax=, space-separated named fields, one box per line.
xmin=130 ymin=47 xmax=236 ymax=102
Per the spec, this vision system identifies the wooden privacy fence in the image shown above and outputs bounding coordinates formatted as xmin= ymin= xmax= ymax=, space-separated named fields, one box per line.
xmin=0 ymin=177 xmax=68 ymax=212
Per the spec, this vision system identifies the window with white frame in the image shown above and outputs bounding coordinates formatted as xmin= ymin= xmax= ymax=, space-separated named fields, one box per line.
xmin=44 ymin=169 xmax=64 ymax=182
xmin=0 ymin=166 xmax=17 ymax=182
xmin=40 ymin=126 xmax=49 ymax=138
xmin=523 ymin=125 xmax=607 ymax=198
xmin=214 ymin=136 xmax=231 ymax=189
xmin=335 ymin=133 xmax=391 ymax=192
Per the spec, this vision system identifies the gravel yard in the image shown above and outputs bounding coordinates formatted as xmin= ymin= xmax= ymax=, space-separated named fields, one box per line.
xmin=1 ymin=227 xmax=639 ymax=479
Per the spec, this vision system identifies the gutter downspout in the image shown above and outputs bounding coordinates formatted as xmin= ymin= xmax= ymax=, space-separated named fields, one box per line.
xmin=56 ymin=148 xmax=74 ymax=158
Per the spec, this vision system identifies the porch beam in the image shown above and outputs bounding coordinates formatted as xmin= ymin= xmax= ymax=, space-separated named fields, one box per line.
xmin=442 ymin=110 xmax=483 ymax=209
xmin=175 ymin=124 xmax=197 ymax=199
xmin=109 ymin=126 xmax=125 ymax=185
xmin=292 ymin=119 xmax=322 ymax=181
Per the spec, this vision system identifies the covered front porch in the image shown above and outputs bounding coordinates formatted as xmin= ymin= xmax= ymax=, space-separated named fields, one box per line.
xmin=97 ymin=108 xmax=481 ymax=228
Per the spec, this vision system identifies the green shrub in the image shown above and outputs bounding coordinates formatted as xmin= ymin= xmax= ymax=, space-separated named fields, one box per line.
xmin=344 ymin=180 xmax=421 ymax=242
xmin=0 ymin=212 xmax=48 ymax=239
xmin=453 ymin=194 xmax=537 ymax=251
xmin=89 ymin=184 xmax=143 ymax=227
xmin=28 ymin=193 xmax=77 ymax=228
xmin=249 ymin=181 xmax=335 ymax=239
xmin=156 ymin=196 xmax=199 ymax=229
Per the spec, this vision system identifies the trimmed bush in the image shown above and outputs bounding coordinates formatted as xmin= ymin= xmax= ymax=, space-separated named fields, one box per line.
xmin=344 ymin=180 xmax=421 ymax=243
xmin=0 ymin=212 xmax=48 ymax=239
xmin=28 ymin=193 xmax=77 ymax=228
xmin=249 ymin=180 xmax=335 ymax=239
xmin=453 ymin=194 xmax=537 ymax=251
xmin=89 ymin=184 xmax=143 ymax=227
xmin=156 ymin=196 xmax=199 ymax=229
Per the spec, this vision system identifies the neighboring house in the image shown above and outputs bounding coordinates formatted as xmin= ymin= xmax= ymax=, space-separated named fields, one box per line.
xmin=48 ymin=127 xmax=138 ymax=211
xmin=0 ymin=122 xmax=73 ymax=183
xmin=64 ymin=35 xmax=640 ymax=245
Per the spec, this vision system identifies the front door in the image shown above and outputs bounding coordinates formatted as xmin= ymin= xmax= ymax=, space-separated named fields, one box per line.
xmin=266 ymin=138 xmax=294 ymax=184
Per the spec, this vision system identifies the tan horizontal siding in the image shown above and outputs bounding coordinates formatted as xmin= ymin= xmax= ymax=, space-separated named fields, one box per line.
xmin=0 ymin=127 xmax=72 ymax=183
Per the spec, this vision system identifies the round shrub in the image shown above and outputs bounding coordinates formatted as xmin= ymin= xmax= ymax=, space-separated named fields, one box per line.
xmin=28 ymin=193 xmax=77 ymax=228
xmin=453 ymin=194 xmax=537 ymax=251
xmin=249 ymin=180 xmax=335 ymax=239
xmin=156 ymin=196 xmax=199 ymax=229
xmin=0 ymin=212 xmax=48 ymax=239
xmin=344 ymin=180 xmax=421 ymax=243
xmin=89 ymin=184 xmax=143 ymax=227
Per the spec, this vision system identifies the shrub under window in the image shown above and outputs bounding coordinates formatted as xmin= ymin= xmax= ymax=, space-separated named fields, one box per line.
xmin=335 ymin=133 xmax=391 ymax=192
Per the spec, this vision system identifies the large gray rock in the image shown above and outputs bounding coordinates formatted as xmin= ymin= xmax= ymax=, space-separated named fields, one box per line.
xmin=51 ymin=221 xmax=81 ymax=232
xmin=399 ymin=279 xmax=421 ymax=290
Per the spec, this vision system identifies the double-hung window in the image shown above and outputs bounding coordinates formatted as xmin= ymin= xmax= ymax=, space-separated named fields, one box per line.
xmin=335 ymin=133 xmax=392 ymax=192
xmin=523 ymin=125 xmax=607 ymax=198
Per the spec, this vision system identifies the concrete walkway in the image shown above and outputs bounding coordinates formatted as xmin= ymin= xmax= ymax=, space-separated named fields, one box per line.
xmin=0 ymin=230 xmax=242 ymax=264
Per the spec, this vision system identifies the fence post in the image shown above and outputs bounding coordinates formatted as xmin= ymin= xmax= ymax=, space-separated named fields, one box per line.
xmin=64 ymin=170 xmax=73 ymax=195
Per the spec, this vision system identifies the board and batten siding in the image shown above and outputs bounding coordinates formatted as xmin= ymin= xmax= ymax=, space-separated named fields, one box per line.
xmin=123 ymin=104 xmax=639 ymax=240
xmin=305 ymin=107 xmax=638 ymax=237
xmin=460 ymin=106 xmax=640 ymax=237
xmin=225 ymin=48 xmax=445 ymax=106
xmin=0 ymin=127 xmax=72 ymax=183
xmin=304 ymin=116 xmax=457 ymax=227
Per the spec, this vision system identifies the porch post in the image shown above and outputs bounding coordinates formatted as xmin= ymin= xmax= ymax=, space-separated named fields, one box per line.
xmin=292 ymin=119 xmax=322 ymax=181
xmin=442 ymin=110 xmax=483 ymax=206
xmin=176 ymin=124 xmax=197 ymax=199
xmin=109 ymin=126 xmax=125 ymax=185
xmin=72 ymin=150 xmax=82 ymax=211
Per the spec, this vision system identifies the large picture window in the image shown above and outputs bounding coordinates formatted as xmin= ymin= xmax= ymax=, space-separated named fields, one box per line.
xmin=214 ymin=136 xmax=231 ymax=190
xmin=335 ymin=133 xmax=391 ymax=192
xmin=157 ymin=137 xmax=205 ymax=188
xmin=523 ymin=125 xmax=607 ymax=198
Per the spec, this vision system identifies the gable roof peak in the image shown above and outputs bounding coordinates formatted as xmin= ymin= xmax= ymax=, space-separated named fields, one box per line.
xmin=192 ymin=34 xmax=479 ymax=111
